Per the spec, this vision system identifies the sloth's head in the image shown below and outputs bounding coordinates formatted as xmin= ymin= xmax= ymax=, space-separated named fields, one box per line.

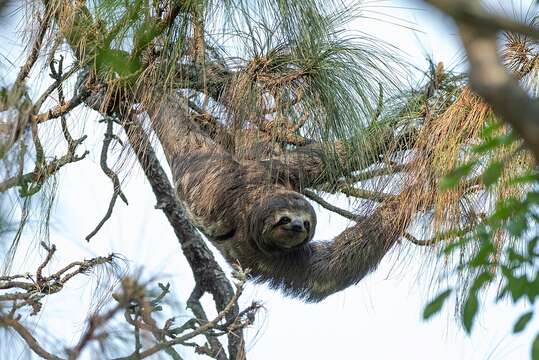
xmin=249 ymin=191 xmax=316 ymax=254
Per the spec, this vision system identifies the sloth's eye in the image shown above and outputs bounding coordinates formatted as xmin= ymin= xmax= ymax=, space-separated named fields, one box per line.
xmin=278 ymin=217 xmax=291 ymax=225
xmin=303 ymin=221 xmax=310 ymax=230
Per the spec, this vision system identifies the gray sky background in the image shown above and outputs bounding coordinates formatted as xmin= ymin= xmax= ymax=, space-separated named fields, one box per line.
xmin=1 ymin=1 xmax=538 ymax=359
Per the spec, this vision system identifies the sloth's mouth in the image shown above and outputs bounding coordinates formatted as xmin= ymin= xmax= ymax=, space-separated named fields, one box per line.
xmin=279 ymin=231 xmax=308 ymax=248
xmin=284 ymin=227 xmax=305 ymax=233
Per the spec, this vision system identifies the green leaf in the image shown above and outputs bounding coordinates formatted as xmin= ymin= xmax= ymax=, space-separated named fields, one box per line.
xmin=482 ymin=161 xmax=503 ymax=187
xmin=423 ymin=289 xmax=452 ymax=320
xmin=513 ymin=311 xmax=534 ymax=333
xmin=527 ymin=192 xmax=539 ymax=205
xmin=508 ymin=172 xmax=539 ymax=186
xmin=508 ymin=215 xmax=528 ymax=237
xmin=507 ymin=249 xmax=527 ymax=265
xmin=96 ymin=48 xmax=141 ymax=77
xmin=443 ymin=236 xmax=471 ymax=255
xmin=528 ymin=237 xmax=539 ymax=257
xmin=506 ymin=274 xmax=529 ymax=302
xmin=474 ymin=133 xmax=515 ymax=154
xmin=529 ymin=272 xmax=539 ymax=302
xmin=471 ymin=272 xmax=494 ymax=292
xmin=463 ymin=293 xmax=478 ymax=334
xmin=440 ymin=162 xmax=476 ymax=190
xmin=533 ymin=333 xmax=539 ymax=360
xmin=469 ymin=242 xmax=495 ymax=267
xmin=461 ymin=272 xmax=493 ymax=334
xmin=479 ymin=120 xmax=503 ymax=139
xmin=491 ymin=198 xmax=525 ymax=223
xmin=133 ymin=19 xmax=161 ymax=55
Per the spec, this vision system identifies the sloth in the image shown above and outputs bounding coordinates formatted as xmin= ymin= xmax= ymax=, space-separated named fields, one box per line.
xmin=153 ymin=103 xmax=403 ymax=302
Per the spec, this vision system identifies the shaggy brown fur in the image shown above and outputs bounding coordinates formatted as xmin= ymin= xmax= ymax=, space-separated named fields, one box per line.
xmin=151 ymin=100 xmax=404 ymax=302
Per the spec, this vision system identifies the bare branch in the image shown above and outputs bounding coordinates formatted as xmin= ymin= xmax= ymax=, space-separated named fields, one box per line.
xmin=0 ymin=244 xmax=117 ymax=359
xmin=0 ymin=316 xmax=63 ymax=360
xmin=424 ymin=0 xmax=539 ymax=40
xmin=113 ymin=270 xmax=255 ymax=360
xmin=36 ymin=242 xmax=56 ymax=283
xmin=31 ymin=90 xmax=89 ymax=123
xmin=14 ymin=9 xmax=52 ymax=88
xmin=402 ymin=233 xmax=444 ymax=247
xmin=340 ymin=187 xmax=398 ymax=203
xmin=33 ymin=62 xmax=81 ymax=114
xmin=303 ymin=189 xmax=362 ymax=221
xmin=187 ymin=286 xmax=227 ymax=360
xmin=86 ymin=119 xmax=128 ymax=241
xmin=1 ymin=242 xmax=116 ymax=309
xmin=67 ymin=304 xmax=122 ymax=360
xmin=0 ymin=141 xmax=88 ymax=193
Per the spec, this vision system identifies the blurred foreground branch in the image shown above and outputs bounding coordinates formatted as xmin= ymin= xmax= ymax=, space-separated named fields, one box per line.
xmin=424 ymin=0 xmax=539 ymax=162
xmin=0 ymin=243 xmax=258 ymax=359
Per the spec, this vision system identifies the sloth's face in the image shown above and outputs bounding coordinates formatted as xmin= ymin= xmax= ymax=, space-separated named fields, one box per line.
xmin=250 ymin=191 xmax=316 ymax=254
xmin=264 ymin=210 xmax=314 ymax=249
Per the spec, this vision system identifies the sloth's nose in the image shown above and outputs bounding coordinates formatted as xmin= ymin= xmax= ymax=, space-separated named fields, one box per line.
xmin=290 ymin=219 xmax=305 ymax=232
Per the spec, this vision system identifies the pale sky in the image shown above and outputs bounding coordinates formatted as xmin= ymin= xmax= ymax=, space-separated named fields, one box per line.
xmin=1 ymin=1 xmax=538 ymax=359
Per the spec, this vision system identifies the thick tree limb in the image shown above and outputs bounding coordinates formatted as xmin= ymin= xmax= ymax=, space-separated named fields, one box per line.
xmin=424 ymin=0 xmax=539 ymax=40
xmin=122 ymin=116 xmax=244 ymax=359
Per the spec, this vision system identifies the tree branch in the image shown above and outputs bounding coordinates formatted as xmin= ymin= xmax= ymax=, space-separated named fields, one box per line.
xmin=113 ymin=271 xmax=252 ymax=360
xmin=14 ymin=8 xmax=52 ymax=89
xmin=31 ymin=90 xmax=89 ymax=123
xmin=302 ymin=189 xmax=362 ymax=221
xmin=86 ymin=119 xmax=128 ymax=241
xmin=424 ymin=0 xmax=539 ymax=162
xmin=122 ymin=116 xmax=244 ymax=359
xmin=0 ymin=316 xmax=63 ymax=360
xmin=0 ymin=140 xmax=88 ymax=193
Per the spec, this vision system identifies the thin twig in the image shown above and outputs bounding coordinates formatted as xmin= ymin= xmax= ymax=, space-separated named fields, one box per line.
xmin=303 ymin=189 xmax=362 ymax=221
xmin=0 ymin=316 xmax=63 ymax=360
xmin=33 ymin=62 xmax=81 ymax=113
xmin=14 ymin=9 xmax=52 ymax=88
xmin=36 ymin=241 xmax=56 ymax=283
xmin=340 ymin=187 xmax=398 ymax=203
xmin=31 ymin=90 xmax=89 ymax=123
xmin=0 ymin=144 xmax=88 ymax=193
xmin=86 ymin=119 xmax=128 ymax=241
xmin=113 ymin=274 xmax=252 ymax=360
xmin=187 ymin=286 xmax=227 ymax=360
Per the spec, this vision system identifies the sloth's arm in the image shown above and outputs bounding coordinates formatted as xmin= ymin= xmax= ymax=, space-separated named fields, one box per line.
xmin=260 ymin=125 xmax=394 ymax=190
xmin=144 ymin=98 xmax=244 ymax=236
xmin=260 ymin=201 xmax=404 ymax=302
xmin=146 ymin=98 xmax=228 ymax=161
